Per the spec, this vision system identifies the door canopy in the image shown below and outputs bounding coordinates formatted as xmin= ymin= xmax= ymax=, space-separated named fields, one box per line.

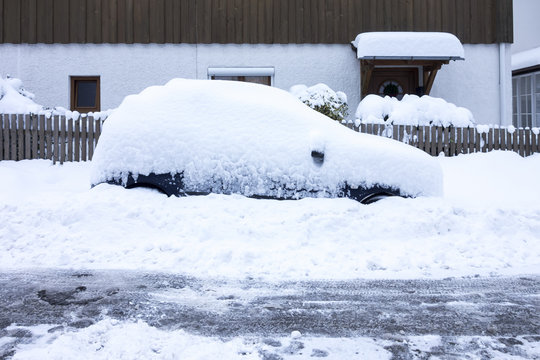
xmin=351 ymin=32 xmax=465 ymax=98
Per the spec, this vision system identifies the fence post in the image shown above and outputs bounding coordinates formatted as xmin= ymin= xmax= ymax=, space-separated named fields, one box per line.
xmin=60 ymin=116 xmax=66 ymax=164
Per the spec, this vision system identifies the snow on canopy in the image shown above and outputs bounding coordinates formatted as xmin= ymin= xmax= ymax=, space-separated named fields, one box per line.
xmin=91 ymin=78 xmax=442 ymax=198
xmin=355 ymin=94 xmax=475 ymax=127
xmin=352 ymin=32 xmax=465 ymax=60
xmin=512 ymin=46 xmax=540 ymax=71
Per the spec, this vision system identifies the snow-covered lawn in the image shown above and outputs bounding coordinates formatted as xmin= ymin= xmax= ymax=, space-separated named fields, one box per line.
xmin=1 ymin=151 xmax=539 ymax=280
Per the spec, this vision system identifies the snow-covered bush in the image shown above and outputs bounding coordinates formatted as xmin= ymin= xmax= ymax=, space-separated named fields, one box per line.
xmin=290 ymin=83 xmax=349 ymax=122
xmin=0 ymin=75 xmax=43 ymax=114
xmin=355 ymin=94 xmax=475 ymax=127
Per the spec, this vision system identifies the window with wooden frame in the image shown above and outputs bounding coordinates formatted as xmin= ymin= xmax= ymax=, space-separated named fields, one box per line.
xmin=70 ymin=76 xmax=100 ymax=113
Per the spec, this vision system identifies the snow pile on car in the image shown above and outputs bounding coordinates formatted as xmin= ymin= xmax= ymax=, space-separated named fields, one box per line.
xmin=91 ymin=79 xmax=442 ymax=198
xmin=355 ymin=94 xmax=475 ymax=127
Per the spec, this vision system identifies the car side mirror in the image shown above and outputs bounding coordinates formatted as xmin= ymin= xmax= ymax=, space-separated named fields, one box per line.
xmin=311 ymin=150 xmax=324 ymax=165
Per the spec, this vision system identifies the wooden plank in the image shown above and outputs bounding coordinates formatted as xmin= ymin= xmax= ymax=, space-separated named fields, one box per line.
xmin=436 ymin=126 xmax=442 ymax=155
xmin=303 ymin=0 xmax=312 ymax=42
xmin=0 ymin=0 xmax=3 ymax=42
xmin=487 ymin=127 xmax=493 ymax=152
xmin=86 ymin=0 xmax=102 ymax=43
xmin=164 ymin=0 xmax=174 ymax=43
xmin=102 ymin=0 xmax=118 ymax=43
xmin=46 ymin=116 xmax=52 ymax=160
xmin=24 ymin=115 xmax=31 ymax=159
xmin=53 ymin=0 xmax=70 ymax=43
xmin=3 ymin=0 xmax=21 ymax=43
xmin=149 ymin=0 xmax=165 ymax=43
xmin=0 ymin=115 xmax=4 ymax=160
xmin=16 ymin=115 xmax=24 ymax=160
xmin=10 ymin=115 xmax=17 ymax=161
xmin=470 ymin=0 xmax=483 ymax=44
xmin=74 ymin=119 xmax=80 ymax=161
xmin=95 ymin=119 xmax=102 ymax=147
xmin=81 ymin=117 xmax=87 ymax=161
xmin=441 ymin=0 xmax=456 ymax=35
xmin=322 ymin=0 xmax=333 ymax=43
xmin=196 ymin=0 xmax=211 ymax=43
xmin=493 ymin=127 xmax=500 ymax=150
xmin=499 ymin=128 xmax=506 ymax=151
xmin=417 ymin=126 xmax=424 ymax=151
xmin=53 ymin=115 xmax=59 ymax=164
xmin=38 ymin=115 xmax=45 ymax=159
xmin=60 ymin=116 xmax=66 ymax=164
xmin=468 ymin=128 xmax=475 ymax=153
xmin=366 ymin=123 xmax=373 ymax=136
xmin=69 ymin=0 xmax=87 ymax=43
xmin=67 ymin=118 xmax=73 ymax=162
xmin=3 ymin=115 xmax=10 ymax=160
xmin=456 ymin=127 xmax=462 ymax=155
xmin=124 ymin=0 xmax=135 ymax=44
xmin=449 ymin=127 xmax=455 ymax=156
xmin=475 ymin=130 xmax=481 ymax=153
xmin=398 ymin=125 xmax=404 ymax=143
xmin=518 ymin=128 xmax=525 ymax=157
xmin=393 ymin=125 xmax=399 ymax=141
xmin=413 ymin=0 xmax=428 ymax=32
xmin=507 ymin=129 xmax=513 ymax=153
xmin=133 ymin=0 xmax=149 ymax=43
xmin=454 ymin=0 xmax=466 ymax=42
xmin=512 ymin=129 xmax=518 ymax=154
xmin=31 ymin=115 xmax=38 ymax=159
xmin=443 ymin=126 xmax=449 ymax=156
xmin=524 ymin=128 xmax=531 ymax=156
xmin=532 ymin=130 xmax=538 ymax=154
xmin=88 ymin=117 xmax=95 ymax=160
xmin=279 ymin=0 xmax=290 ymax=44
xmin=21 ymin=0 xmax=37 ymax=43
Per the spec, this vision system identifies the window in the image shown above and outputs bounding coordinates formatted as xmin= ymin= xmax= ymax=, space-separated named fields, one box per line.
xmin=512 ymin=70 xmax=540 ymax=128
xmin=71 ymin=76 xmax=100 ymax=113
xmin=208 ymin=67 xmax=274 ymax=86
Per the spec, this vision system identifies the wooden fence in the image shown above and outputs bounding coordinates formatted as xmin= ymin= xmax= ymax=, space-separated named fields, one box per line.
xmin=346 ymin=122 xmax=540 ymax=157
xmin=0 ymin=113 xmax=102 ymax=163
xmin=0 ymin=113 xmax=539 ymax=164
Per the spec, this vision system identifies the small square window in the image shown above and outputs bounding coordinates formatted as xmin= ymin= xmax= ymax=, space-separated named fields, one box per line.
xmin=71 ymin=76 xmax=100 ymax=112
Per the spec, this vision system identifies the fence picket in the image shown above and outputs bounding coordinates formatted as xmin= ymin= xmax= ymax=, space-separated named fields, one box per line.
xmin=0 ymin=114 xmax=4 ymax=160
xmin=46 ymin=116 xmax=52 ymax=160
xmin=518 ymin=128 xmax=525 ymax=156
xmin=493 ymin=127 xmax=500 ymax=150
xmin=24 ymin=115 xmax=31 ymax=159
xmin=10 ymin=115 xmax=17 ymax=161
xmin=53 ymin=115 xmax=59 ymax=164
xmin=67 ymin=118 xmax=73 ymax=162
xmin=532 ymin=130 xmax=538 ymax=154
xmin=524 ymin=129 xmax=531 ymax=156
xmin=74 ymin=119 xmax=80 ymax=162
xmin=81 ymin=118 xmax=87 ymax=161
xmin=60 ymin=116 xmax=66 ymax=164
xmin=38 ymin=115 xmax=45 ymax=159
xmin=31 ymin=115 xmax=38 ymax=159
xmin=88 ymin=116 xmax=95 ymax=160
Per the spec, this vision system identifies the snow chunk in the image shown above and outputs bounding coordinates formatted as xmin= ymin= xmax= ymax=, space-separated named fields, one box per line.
xmin=512 ymin=46 xmax=540 ymax=71
xmin=355 ymin=94 xmax=475 ymax=127
xmin=352 ymin=32 xmax=464 ymax=60
xmin=91 ymin=79 xmax=442 ymax=199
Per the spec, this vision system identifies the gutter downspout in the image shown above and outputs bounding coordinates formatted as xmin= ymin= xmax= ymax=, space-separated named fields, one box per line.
xmin=499 ymin=43 xmax=507 ymax=126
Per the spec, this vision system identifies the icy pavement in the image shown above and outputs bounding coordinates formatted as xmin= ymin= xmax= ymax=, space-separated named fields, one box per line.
xmin=1 ymin=270 xmax=539 ymax=359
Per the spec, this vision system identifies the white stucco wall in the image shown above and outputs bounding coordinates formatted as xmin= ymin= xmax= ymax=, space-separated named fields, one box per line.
xmin=431 ymin=44 xmax=512 ymax=126
xmin=512 ymin=0 xmax=540 ymax=54
xmin=0 ymin=42 xmax=509 ymax=125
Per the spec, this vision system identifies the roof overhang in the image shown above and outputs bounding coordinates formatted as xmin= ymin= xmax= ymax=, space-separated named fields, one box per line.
xmin=352 ymin=32 xmax=465 ymax=61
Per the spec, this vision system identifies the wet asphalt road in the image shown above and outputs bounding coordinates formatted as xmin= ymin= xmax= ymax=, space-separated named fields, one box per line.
xmin=0 ymin=270 xmax=539 ymax=358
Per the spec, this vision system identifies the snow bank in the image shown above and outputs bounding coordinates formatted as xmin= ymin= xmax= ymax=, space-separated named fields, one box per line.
xmin=1 ymin=152 xmax=539 ymax=280
xmin=512 ymin=46 xmax=540 ymax=71
xmin=355 ymin=94 xmax=475 ymax=127
xmin=289 ymin=83 xmax=348 ymax=121
xmin=91 ymin=79 xmax=442 ymax=199
xmin=352 ymin=32 xmax=464 ymax=60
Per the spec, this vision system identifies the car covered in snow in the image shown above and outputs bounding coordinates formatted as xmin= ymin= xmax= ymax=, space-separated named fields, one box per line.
xmin=90 ymin=79 xmax=442 ymax=203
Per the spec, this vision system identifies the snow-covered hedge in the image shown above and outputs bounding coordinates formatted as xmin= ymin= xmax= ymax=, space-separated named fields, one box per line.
xmin=290 ymin=83 xmax=349 ymax=122
xmin=355 ymin=94 xmax=475 ymax=127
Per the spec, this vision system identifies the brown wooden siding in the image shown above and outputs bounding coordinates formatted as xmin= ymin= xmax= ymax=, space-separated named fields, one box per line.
xmin=0 ymin=0 xmax=513 ymax=45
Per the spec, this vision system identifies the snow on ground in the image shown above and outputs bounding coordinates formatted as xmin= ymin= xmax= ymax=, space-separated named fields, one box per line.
xmin=7 ymin=319 xmax=540 ymax=360
xmin=0 ymin=151 xmax=539 ymax=280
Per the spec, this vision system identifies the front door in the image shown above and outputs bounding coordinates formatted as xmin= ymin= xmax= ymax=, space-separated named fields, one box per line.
xmin=367 ymin=68 xmax=419 ymax=99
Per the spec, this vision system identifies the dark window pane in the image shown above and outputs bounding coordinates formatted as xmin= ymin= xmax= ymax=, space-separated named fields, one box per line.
xmin=76 ymin=81 xmax=97 ymax=107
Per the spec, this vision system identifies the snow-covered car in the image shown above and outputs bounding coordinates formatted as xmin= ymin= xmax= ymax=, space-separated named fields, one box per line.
xmin=90 ymin=79 xmax=442 ymax=203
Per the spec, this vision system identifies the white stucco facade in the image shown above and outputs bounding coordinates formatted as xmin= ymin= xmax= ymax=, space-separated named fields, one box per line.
xmin=0 ymin=42 xmax=511 ymax=125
